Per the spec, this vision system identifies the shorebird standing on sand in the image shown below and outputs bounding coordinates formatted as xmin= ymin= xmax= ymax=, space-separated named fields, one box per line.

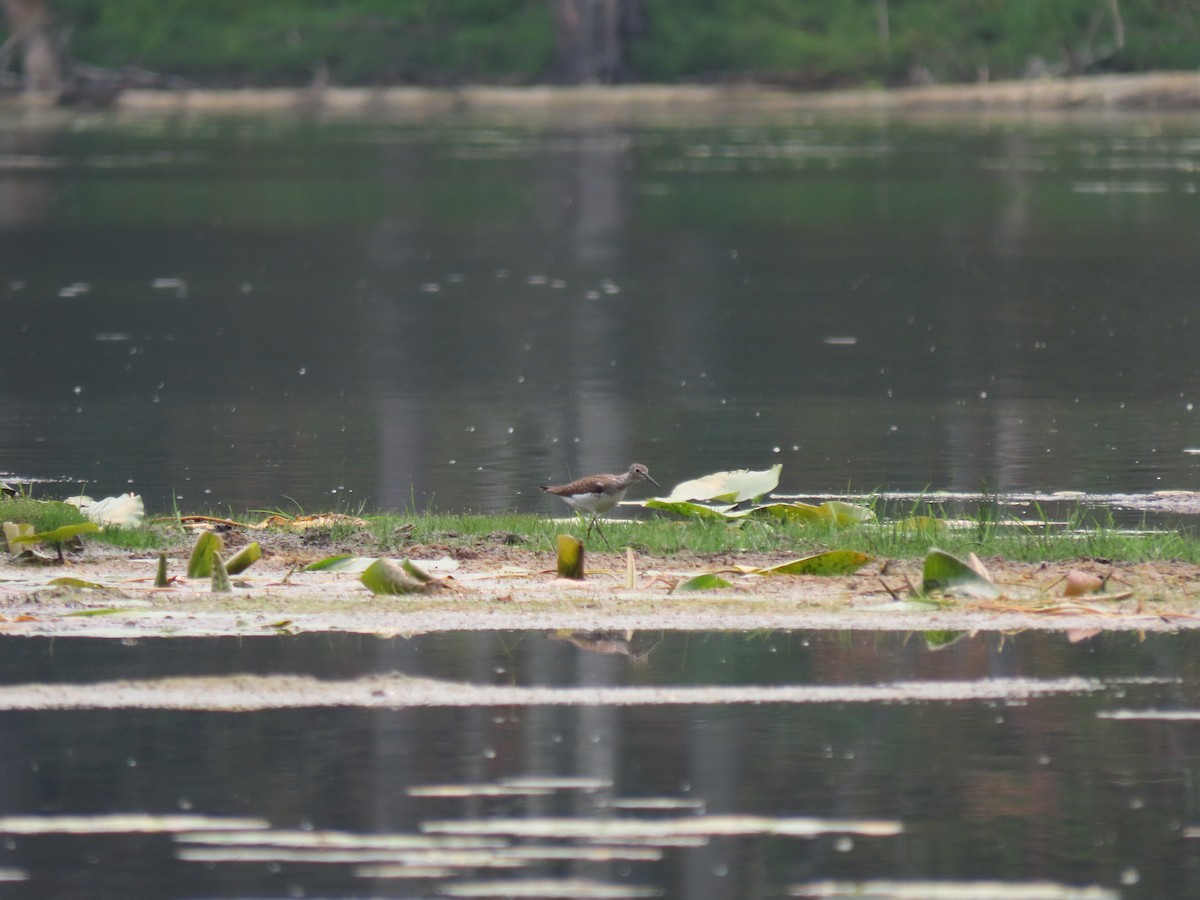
xmin=540 ymin=463 xmax=660 ymax=548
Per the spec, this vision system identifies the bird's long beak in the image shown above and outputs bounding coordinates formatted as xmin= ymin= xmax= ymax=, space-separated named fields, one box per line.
xmin=646 ymin=474 xmax=661 ymax=489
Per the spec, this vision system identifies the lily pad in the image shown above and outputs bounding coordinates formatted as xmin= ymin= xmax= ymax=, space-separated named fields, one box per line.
xmin=921 ymin=547 xmax=1001 ymax=600
xmin=659 ymin=465 xmax=782 ymax=504
xmin=750 ymin=501 xmax=874 ymax=525
xmin=642 ymin=499 xmax=743 ymax=520
xmin=752 ymin=550 xmax=873 ymax=576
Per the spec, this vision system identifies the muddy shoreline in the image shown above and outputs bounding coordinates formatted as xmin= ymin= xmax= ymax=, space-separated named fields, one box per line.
xmin=3 ymin=542 xmax=1198 ymax=638
xmin=4 ymin=71 xmax=1200 ymax=123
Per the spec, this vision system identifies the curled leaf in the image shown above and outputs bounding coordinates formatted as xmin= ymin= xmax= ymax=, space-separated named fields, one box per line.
xmin=186 ymin=532 xmax=224 ymax=579
xmin=921 ymin=548 xmax=1001 ymax=600
xmin=224 ymin=542 xmax=262 ymax=575
xmin=361 ymin=558 xmax=428 ymax=595
xmin=210 ymin=553 xmax=232 ymax=594
xmin=400 ymin=558 xmax=433 ymax=583
xmin=556 ymin=534 xmax=585 ymax=580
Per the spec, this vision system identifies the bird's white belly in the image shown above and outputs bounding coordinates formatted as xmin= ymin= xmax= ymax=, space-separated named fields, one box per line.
xmin=564 ymin=488 xmax=626 ymax=515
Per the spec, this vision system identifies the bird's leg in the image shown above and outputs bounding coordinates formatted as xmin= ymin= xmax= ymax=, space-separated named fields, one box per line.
xmin=591 ymin=516 xmax=614 ymax=551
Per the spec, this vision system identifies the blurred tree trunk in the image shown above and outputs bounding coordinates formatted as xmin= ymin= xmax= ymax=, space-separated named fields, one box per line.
xmin=1107 ymin=0 xmax=1125 ymax=50
xmin=1 ymin=0 xmax=62 ymax=90
xmin=552 ymin=0 xmax=642 ymax=84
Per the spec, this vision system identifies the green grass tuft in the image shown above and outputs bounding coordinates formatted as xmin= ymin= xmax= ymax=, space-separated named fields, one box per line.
xmin=8 ymin=498 xmax=1198 ymax=564
xmin=0 ymin=496 xmax=88 ymax=533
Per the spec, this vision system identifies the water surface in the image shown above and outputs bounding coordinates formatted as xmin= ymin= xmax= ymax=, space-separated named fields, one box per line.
xmin=0 ymin=630 xmax=1197 ymax=897
xmin=3 ymin=114 xmax=1199 ymax=513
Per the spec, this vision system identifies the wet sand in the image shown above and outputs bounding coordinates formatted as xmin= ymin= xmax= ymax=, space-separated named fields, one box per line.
xmin=2 ymin=549 xmax=1198 ymax=638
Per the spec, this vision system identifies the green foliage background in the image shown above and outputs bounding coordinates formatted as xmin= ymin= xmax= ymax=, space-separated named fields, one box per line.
xmin=44 ymin=0 xmax=1200 ymax=86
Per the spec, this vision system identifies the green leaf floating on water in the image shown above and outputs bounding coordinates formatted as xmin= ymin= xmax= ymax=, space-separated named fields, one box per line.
xmin=921 ymin=548 xmax=1001 ymax=600
xmin=753 ymin=550 xmax=873 ymax=576
xmin=186 ymin=532 xmax=224 ymax=579
xmin=677 ymin=573 xmax=734 ymax=591
xmin=659 ymin=465 xmax=782 ymax=504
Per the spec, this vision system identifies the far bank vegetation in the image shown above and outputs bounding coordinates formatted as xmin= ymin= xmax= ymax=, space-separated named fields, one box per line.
xmin=0 ymin=0 xmax=1192 ymax=103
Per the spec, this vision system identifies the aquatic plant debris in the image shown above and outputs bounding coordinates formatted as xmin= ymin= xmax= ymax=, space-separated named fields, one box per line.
xmin=2 ymin=523 xmax=1199 ymax=635
xmin=0 ymin=673 xmax=1148 ymax=711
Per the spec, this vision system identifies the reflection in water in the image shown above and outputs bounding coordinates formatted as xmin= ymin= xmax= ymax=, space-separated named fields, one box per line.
xmin=1 ymin=117 xmax=1199 ymax=512
xmin=0 ymin=631 xmax=1195 ymax=896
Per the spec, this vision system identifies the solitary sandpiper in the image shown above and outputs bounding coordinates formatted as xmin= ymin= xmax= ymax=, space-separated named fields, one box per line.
xmin=540 ymin=463 xmax=660 ymax=547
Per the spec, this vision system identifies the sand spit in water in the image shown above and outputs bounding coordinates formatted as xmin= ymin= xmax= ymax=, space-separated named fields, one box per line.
xmin=1 ymin=545 xmax=1198 ymax=638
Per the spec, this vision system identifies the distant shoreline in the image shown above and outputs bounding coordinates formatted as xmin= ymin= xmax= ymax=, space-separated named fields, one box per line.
xmin=4 ymin=70 xmax=1199 ymax=122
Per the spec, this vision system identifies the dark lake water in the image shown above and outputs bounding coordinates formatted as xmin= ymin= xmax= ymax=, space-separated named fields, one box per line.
xmin=3 ymin=112 xmax=1200 ymax=514
xmin=0 ymin=630 xmax=1198 ymax=898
